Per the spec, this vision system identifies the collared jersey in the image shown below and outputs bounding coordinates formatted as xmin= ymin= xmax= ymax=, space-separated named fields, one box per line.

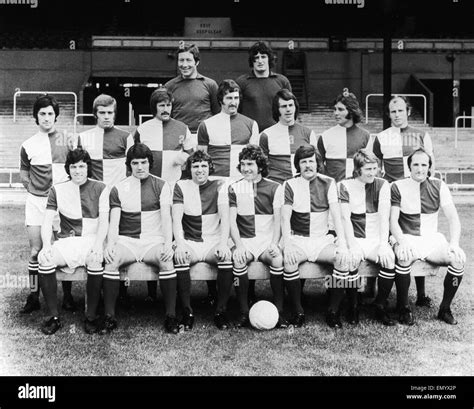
xmin=284 ymin=174 xmax=338 ymax=238
xmin=318 ymin=124 xmax=371 ymax=182
xmin=197 ymin=112 xmax=259 ymax=178
xmin=173 ymin=179 xmax=227 ymax=242
xmin=391 ymin=177 xmax=452 ymax=236
xmin=235 ymin=71 xmax=292 ymax=131
xmin=19 ymin=130 xmax=70 ymax=197
xmin=133 ymin=117 xmax=194 ymax=183
xmin=338 ymin=177 xmax=389 ymax=240
xmin=229 ymin=177 xmax=283 ymax=239
xmin=164 ymin=74 xmax=220 ymax=132
xmin=259 ymin=122 xmax=318 ymax=184
xmin=46 ymin=178 xmax=108 ymax=238
xmin=78 ymin=126 xmax=129 ymax=188
xmin=110 ymin=175 xmax=170 ymax=239
xmin=371 ymin=126 xmax=434 ymax=182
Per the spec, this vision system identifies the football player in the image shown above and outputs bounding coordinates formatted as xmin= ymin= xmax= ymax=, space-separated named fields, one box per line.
xmin=318 ymin=91 xmax=370 ymax=183
xmin=172 ymin=150 xmax=233 ymax=330
xmin=37 ymin=147 xmax=109 ymax=335
xmin=281 ymin=145 xmax=349 ymax=327
xmin=78 ymin=94 xmax=129 ymax=188
xmin=103 ymin=142 xmax=177 ymax=334
xmin=390 ymin=148 xmax=465 ymax=325
xmin=197 ymin=79 xmax=259 ymax=180
xmin=133 ymin=87 xmax=194 ymax=183
xmin=338 ymin=149 xmax=396 ymax=326
xmin=236 ymin=41 xmax=292 ymax=132
xmin=229 ymin=144 xmax=286 ymax=328
xmin=164 ymin=43 xmax=219 ymax=135
xmin=19 ymin=95 xmax=74 ymax=314
xmin=259 ymin=89 xmax=318 ymax=185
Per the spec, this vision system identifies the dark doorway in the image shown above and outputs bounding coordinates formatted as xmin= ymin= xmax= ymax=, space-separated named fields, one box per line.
xmin=282 ymin=51 xmax=308 ymax=111
xmin=83 ymin=77 xmax=173 ymax=126
xmin=419 ymin=79 xmax=452 ymax=127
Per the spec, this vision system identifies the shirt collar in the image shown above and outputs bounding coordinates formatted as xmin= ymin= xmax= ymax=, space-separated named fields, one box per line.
xmin=247 ymin=70 xmax=277 ymax=79
xmin=39 ymin=129 xmax=57 ymax=137
xmin=176 ymin=72 xmax=205 ymax=82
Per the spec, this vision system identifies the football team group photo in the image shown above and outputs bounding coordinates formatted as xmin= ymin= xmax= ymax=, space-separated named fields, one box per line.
xmin=0 ymin=1 xmax=472 ymax=383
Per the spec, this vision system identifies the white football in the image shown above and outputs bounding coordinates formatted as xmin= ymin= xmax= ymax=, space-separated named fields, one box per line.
xmin=249 ymin=300 xmax=279 ymax=330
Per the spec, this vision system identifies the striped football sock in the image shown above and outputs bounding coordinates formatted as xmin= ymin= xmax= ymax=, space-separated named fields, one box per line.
xmin=394 ymin=263 xmax=411 ymax=309
xmin=86 ymin=266 xmax=104 ymax=320
xmin=269 ymin=266 xmax=284 ymax=313
xmin=175 ymin=263 xmax=192 ymax=312
xmin=233 ymin=265 xmax=249 ymax=314
xmin=439 ymin=265 xmax=464 ymax=310
xmin=216 ymin=261 xmax=233 ymax=313
xmin=159 ymin=269 xmax=177 ymax=318
xmin=38 ymin=264 xmax=58 ymax=317
xmin=103 ymin=270 xmax=120 ymax=317
xmin=374 ymin=268 xmax=395 ymax=307
xmin=284 ymin=269 xmax=303 ymax=314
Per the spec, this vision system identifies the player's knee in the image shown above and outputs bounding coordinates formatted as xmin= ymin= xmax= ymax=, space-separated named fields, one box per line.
xmin=104 ymin=260 xmax=121 ymax=272
xmin=85 ymin=255 xmax=103 ymax=271
xmin=385 ymin=253 xmax=395 ymax=270
xmin=222 ymin=252 xmax=232 ymax=263
xmin=232 ymin=259 xmax=247 ymax=269
xmin=283 ymin=260 xmax=298 ymax=272
xmin=449 ymin=256 xmax=464 ymax=271
xmin=335 ymin=255 xmax=349 ymax=272
xmin=29 ymin=246 xmax=41 ymax=259
xmin=395 ymin=257 xmax=413 ymax=267
xmin=270 ymin=255 xmax=283 ymax=268
xmin=349 ymin=259 xmax=361 ymax=273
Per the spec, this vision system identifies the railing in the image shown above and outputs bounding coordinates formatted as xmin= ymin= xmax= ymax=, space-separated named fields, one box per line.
xmin=454 ymin=115 xmax=474 ymax=149
xmin=73 ymin=113 xmax=95 ymax=136
xmin=365 ymin=93 xmax=427 ymax=124
xmin=0 ymin=168 xmax=22 ymax=188
xmin=129 ymin=102 xmax=134 ymax=126
xmin=13 ymin=90 xmax=77 ymax=123
xmin=139 ymin=114 xmax=153 ymax=125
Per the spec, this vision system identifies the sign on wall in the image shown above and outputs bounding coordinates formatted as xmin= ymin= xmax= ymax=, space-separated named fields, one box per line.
xmin=184 ymin=17 xmax=233 ymax=37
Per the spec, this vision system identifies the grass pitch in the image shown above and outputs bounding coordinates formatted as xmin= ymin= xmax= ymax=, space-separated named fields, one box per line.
xmin=0 ymin=204 xmax=473 ymax=376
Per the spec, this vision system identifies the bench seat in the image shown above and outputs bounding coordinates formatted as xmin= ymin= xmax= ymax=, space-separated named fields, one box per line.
xmin=57 ymin=260 xmax=441 ymax=281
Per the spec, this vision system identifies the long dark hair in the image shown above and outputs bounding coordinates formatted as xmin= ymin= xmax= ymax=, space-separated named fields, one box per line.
xmin=65 ymin=147 xmax=92 ymax=178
